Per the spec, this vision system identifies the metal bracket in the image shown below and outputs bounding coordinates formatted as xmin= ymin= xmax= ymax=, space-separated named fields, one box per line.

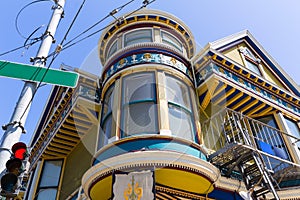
xmin=2 ymin=121 xmax=26 ymax=134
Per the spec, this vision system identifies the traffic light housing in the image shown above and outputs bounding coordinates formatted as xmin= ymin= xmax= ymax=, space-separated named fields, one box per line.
xmin=0 ymin=142 xmax=28 ymax=198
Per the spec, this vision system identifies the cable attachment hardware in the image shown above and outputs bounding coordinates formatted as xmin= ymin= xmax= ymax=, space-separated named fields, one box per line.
xmin=52 ymin=2 xmax=64 ymax=10
xmin=44 ymin=31 xmax=56 ymax=43
xmin=2 ymin=121 xmax=26 ymax=134
xmin=142 ymin=0 xmax=149 ymax=7
xmin=30 ymin=56 xmax=47 ymax=64
xmin=55 ymin=44 xmax=63 ymax=54
xmin=109 ymin=8 xmax=120 ymax=22
xmin=117 ymin=16 xmax=125 ymax=25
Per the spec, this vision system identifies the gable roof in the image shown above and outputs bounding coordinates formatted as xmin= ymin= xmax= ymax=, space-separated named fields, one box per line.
xmin=207 ymin=30 xmax=300 ymax=97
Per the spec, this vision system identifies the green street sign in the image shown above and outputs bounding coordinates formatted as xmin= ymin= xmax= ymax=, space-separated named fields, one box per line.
xmin=0 ymin=60 xmax=79 ymax=87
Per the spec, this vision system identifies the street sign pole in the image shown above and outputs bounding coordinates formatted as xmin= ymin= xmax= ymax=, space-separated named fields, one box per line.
xmin=0 ymin=0 xmax=66 ymax=173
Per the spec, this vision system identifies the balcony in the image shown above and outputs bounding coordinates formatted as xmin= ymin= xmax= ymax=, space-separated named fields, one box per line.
xmin=201 ymin=108 xmax=300 ymax=198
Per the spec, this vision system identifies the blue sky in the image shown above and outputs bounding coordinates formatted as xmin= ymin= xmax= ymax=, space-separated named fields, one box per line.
xmin=1 ymin=0 xmax=300 ymax=145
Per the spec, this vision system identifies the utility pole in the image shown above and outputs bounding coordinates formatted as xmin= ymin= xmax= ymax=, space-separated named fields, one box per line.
xmin=0 ymin=0 xmax=66 ymax=173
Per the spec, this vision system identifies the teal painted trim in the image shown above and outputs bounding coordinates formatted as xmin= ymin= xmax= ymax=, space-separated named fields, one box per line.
xmin=279 ymin=179 xmax=300 ymax=188
xmin=93 ymin=137 xmax=207 ymax=165
xmin=196 ymin=62 xmax=300 ymax=116
xmin=103 ymin=53 xmax=191 ymax=82
xmin=168 ymin=101 xmax=192 ymax=114
xmin=124 ymin=99 xmax=156 ymax=106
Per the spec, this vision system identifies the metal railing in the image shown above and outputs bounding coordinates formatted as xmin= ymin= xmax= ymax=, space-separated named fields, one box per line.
xmin=202 ymin=108 xmax=300 ymax=174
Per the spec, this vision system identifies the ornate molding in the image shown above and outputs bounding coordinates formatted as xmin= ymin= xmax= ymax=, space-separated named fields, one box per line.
xmin=102 ymin=52 xmax=192 ymax=83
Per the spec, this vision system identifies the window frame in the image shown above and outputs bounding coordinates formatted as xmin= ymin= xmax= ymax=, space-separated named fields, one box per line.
xmin=165 ymin=74 xmax=196 ymax=142
xmin=123 ymin=28 xmax=153 ymax=47
xmin=160 ymin=30 xmax=183 ymax=52
xmin=244 ymin=56 xmax=262 ymax=76
xmin=35 ymin=159 xmax=64 ymax=200
xmin=284 ymin=116 xmax=300 ymax=150
xmin=240 ymin=46 xmax=262 ymax=76
xmin=120 ymin=72 xmax=158 ymax=137
xmin=107 ymin=40 xmax=118 ymax=59
xmin=99 ymin=84 xmax=115 ymax=149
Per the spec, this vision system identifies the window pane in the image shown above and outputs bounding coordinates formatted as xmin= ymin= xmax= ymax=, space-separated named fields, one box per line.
xmin=102 ymin=85 xmax=114 ymax=117
xmin=285 ymin=117 xmax=300 ymax=149
xmin=39 ymin=160 xmax=63 ymax=187
xmin=245 ymin=59 xmax=261 ymax=76
xmin=168 ymin=104 xmax=193 ymax=141
xmin=123 ymin=73 xmax=155 ymax=104
xmin=123 ymin=102 xmax=158 ymax=136
xmin=36 ymin=188 xmax=57 ymax=200
xmin=161 ymin=31 xmax=182 ymax=52
xmin=166 ymin=75 xmax=191 ymax=110
xmin=124 ymin=29 xmax=152 ymax=47
xmin=98 ymin=115 xmax=112 ymax=149
xmin=107 ymin=40 xmax=117 ymax=58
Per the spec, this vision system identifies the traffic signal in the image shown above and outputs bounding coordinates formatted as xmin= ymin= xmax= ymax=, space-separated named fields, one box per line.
xmin=0 ymin=142 xmax=28 ymax=198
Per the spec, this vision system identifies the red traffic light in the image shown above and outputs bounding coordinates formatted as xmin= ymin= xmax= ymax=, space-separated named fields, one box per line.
xmin=11 ymin=142 xmax=27 ymax=160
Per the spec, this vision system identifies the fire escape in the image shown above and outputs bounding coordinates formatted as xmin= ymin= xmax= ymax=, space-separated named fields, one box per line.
xmin=202 ymin=108 xmax=300 ymax=200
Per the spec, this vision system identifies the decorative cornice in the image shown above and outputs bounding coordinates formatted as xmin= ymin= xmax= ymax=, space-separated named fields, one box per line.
xmin=195 ymin=52 xmax=300 ymax=117
xmin=82 ymin=151 xmax=220 ymax=198
xmin=104 ymin=42 xmax=189 ymax=68
xmin=98 ymin=9 xmax=195 ymax=64
xmin=102 ymin=52 xmax=192 ymax=84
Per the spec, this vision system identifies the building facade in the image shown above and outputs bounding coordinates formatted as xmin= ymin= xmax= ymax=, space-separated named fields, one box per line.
xmin=22 ymin=9 xmax=300 ymax=200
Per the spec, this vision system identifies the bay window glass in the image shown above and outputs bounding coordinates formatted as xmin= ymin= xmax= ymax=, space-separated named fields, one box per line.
xmin=35 ymin=160 xmax=63 ymax=200
xmin=284 ymin=117 xmax=300 ymax=149
xmin=161 ymin=31 xmax=183 ymax=52
xmin=99 ymin=85 xmax=114 ymax=149
xmin=166 ymin=75 xmax=195 ymax=141
xmin=107 ymin=40 xmax=118 ymax=58
xmin=168 ymin=104 xmax=193 ymax=141
xmin=124 ymin=29 xmax=152 ymax=47
xmin=121 ymin=72 xmax=158 ymax=137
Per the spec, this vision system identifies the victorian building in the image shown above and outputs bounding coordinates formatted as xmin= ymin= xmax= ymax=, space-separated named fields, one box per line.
xmin=23 ymin=8 xmax=300 ymax=200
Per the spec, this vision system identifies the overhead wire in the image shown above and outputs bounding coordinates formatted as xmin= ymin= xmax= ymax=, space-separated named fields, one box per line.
xmin=62 ymin=0 xmax=136 ymax=49
xmin=17 ymin=0 xmax=87 ymax=122
xmin=16 ymin=0 xmax=156 ymax=123
xmin=15 ymin=0 xmax=52 ymax=39
xmin=0 ymin=0 xmax=52 ymax=57
xmin=47 ymin=0 xmax=155 ymax=58
xmin=0 ymin=40 xmax=38 ymax=57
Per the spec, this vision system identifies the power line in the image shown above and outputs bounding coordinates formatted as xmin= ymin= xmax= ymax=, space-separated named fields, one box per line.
xmin=17 ymin=0 xmax=88 ymax=122
xmin=47 ymin=0 xmax=156 ymax=58
xmin=15 ymin=0 xmax=52 ymax=39
xmin=14 ymin=0 xmax=156 ymax=124
xmin=0 ymin=40 xmax=39 ymax=57
xmin=62 ymin=0 xmax=136 ymax=48
xmin=60 ymin=0 xmax=87 ymax=46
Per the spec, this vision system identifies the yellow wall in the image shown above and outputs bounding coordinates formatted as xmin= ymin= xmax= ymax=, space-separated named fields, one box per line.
xmin=260 ymin=64 xmax=285 ymax=88
xmin=59 ymin=126 xmax=97 ymax=200
xmin=223 ymin=45 xmax=244 ymax=66
xmin=222 ymin=43 xmax=286 ymax=89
